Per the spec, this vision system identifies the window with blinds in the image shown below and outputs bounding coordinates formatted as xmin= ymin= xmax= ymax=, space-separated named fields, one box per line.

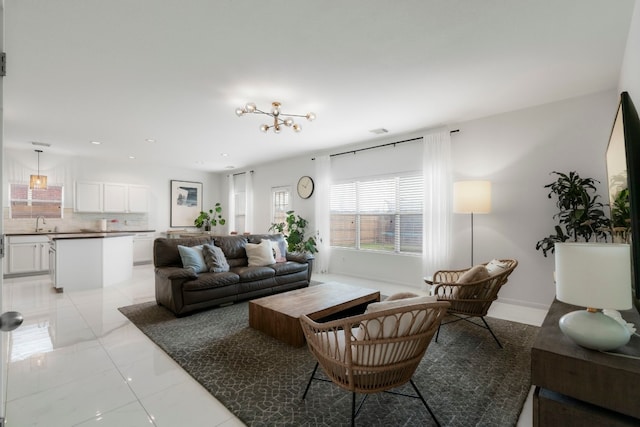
xmin=9 ymin=183 xmax=64 ymax=219
xmin=272 ymin=186 xmax=292 ymax=225
xmin=330 ymin=173 xmax=423 ymax=254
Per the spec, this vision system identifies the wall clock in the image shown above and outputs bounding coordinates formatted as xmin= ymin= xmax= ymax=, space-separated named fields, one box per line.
xmin=297 ymin=176 xmax=314 ymax=199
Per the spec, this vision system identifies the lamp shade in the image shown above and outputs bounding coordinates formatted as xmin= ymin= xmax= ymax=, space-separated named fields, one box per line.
xmin=453 ymin=181 xmax=491 ymax=214
xmin=555 ymin=242 xmax=632 ymax=310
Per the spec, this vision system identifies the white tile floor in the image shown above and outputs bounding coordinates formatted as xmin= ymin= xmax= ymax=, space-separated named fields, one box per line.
xmin=2 ymin=267 xmax=547 ymax=426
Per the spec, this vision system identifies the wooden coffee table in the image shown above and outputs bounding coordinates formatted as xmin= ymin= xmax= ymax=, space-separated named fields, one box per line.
xmin=249 ymin=282 xmax=380 ymax=347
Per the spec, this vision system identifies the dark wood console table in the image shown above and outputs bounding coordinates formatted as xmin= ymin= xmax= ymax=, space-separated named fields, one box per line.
xmin=531 ymin=299 xmax=640 ymax=426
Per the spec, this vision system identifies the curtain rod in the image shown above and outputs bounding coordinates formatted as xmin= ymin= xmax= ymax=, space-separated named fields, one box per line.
xmin=328 ymin=129 xmax=459 ymax=158
xmin=231 ymin=170 xmax=254 ymax=176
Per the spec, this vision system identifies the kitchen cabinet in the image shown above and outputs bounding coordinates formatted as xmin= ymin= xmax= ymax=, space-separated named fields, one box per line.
xmin=133 ymin=232 xmax=154 ymax=264
xmin=75 ymin=181 xmax=149 ymax=213
xmin=103 ymin=183 xmax=128 ymax=212
xmin=51 ymin=233 xmax=133 ymax=291
xmin=6 ymin=235 xmax=50 ymax=275
xmin=74 ymin=181 xmax=103 ymax=212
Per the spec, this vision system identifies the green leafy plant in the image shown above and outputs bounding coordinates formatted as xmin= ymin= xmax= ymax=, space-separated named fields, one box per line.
xmin=610 ymin=187 xmax=630 ymax=241
xmin=269 ymin=210 xmax=318 ymax=254
xmin=194 ymin=202 xmax=226 ymax=230
xmin=535 ymin=171 xmax=610 ymax=257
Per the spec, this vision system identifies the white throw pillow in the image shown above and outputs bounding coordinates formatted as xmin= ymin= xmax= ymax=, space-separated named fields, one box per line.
xmin=245 ymin=239 xmax=276 ymax=267
xmin=485 ymin=259 xmax=509 ymax=276
xmin=357 ymin=294 xmax=437 ymax=341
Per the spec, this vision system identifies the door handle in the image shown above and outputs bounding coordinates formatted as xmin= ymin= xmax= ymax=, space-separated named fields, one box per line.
xmin=0 ymin=311 xmax=23 ymax=332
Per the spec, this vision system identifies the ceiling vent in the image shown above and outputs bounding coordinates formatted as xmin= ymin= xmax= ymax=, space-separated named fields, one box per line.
xmin=369 ymin=128 xmax=389 ymax=134
xmin=31 ymin=141 xmax=51 ymax=147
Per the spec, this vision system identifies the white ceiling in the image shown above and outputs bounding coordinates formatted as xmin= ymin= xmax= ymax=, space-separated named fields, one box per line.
xmin=3 ymin=0 xmax=636 ymax=172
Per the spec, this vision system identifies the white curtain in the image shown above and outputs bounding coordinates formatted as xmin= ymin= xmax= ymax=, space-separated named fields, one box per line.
xmin=422 ymin=129 xmax=453 ymax=277
xmin=245 ymin=171 xmax=254 ymax=233
xmin=226 ymin=174 xmax=235 ymax=233
xmin=314 ymin=155 xmax=331 ymax=273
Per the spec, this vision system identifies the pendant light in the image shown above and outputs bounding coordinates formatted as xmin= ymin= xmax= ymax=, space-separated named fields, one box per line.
xmin=29 ymin=149 xmax=48 ymax=190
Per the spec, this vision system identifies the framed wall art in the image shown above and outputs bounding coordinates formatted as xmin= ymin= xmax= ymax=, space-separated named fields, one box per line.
xmin=170 ymin=180 xmax=202 ymax=227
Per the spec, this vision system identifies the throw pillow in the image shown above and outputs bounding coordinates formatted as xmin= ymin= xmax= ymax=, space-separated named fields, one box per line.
xmin=485 ymin=259 xmax=509 ymax=276
xmin=177 ymin=245 xmax=207 ymax=274
xmin=246 ymin=239 xmax=276 ymax=267
xmin=202 ymin=244 xmax=230 ymax=273
xmin=357 ymin=294 xmax=438 ymax=341
xmin=384 ymin=292 xmax=419 ymax=301
xmin=271 ymin=239 xmax=287 ymax=262
xmin=456 ymin=265 xmax=490 ymax=283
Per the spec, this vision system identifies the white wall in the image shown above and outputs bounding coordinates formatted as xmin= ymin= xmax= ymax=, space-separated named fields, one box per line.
xmin=241 ymin=90 xmax=619 ymax=308
xmin=450 ymin=90 xmax=618 ymax=308
xmin=3 ymin=149 xmax=223 ymax=232
xmin=619 ymin=0 xmax=640 ymax=100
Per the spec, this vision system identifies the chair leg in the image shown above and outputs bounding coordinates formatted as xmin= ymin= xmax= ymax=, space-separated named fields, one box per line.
xmin=410 ymin=379 xmax=441 ymax=427
xmin=480 ymin=316 xmax=503 ymax=348
xmin=302 ymin=362 xmax=319 ymax=400
xmin=351 ymin=392 xmax=356 ymax=427
xmin=435 ymin=323 xmax=441 ymax=342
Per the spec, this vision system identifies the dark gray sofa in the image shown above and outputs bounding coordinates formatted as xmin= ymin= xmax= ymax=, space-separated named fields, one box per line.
xmin=153 ymin=234 xmax=314 ymax=316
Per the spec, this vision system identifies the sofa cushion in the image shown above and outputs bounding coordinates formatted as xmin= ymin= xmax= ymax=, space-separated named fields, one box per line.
xmin=457 ymin=265 xmax=490 ymax=283
xmin=213 ymin=235 xmax=249 ymax=267
xmin=202 ymin=244 xmax=230 ymax=273
xmin=177 ymin=245 xmax=207 ymax=273
xmin=245 ymin=239 xmax=276 ymax=266
xmin=231 ymin=265 xmax=276 ymax=282
xmin=182 ymin=271 xmax=240 ymax=291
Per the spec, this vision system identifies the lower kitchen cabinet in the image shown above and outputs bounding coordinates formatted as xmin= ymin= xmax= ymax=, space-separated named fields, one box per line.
xmin=133 ymin=232 xmax=153 ymax=264
xmin=6 ymin=235 xmax=50 ymax=275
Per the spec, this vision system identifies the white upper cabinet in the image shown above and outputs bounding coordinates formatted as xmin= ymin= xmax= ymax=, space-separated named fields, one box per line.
xmin=75 ymin=181 xmax=103 ymax=212
xmin=103 ymin=183 xmax=128 ymax=212
xmin=75 ymin=181 xmax=149 ymax=213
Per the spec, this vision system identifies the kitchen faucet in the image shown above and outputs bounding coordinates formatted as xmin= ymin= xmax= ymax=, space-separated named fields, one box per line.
xmin=35 ymin=216 xmax=46 ymax=232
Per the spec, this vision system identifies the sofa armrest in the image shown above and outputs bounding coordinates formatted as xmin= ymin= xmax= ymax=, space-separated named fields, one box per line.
xmin=286 ymin=252 xmax=314 ymax=264
xmin=287 ymin=252 xmax=315 ymax=282
xmin=155 ymin=266 xmax=198 ymax=280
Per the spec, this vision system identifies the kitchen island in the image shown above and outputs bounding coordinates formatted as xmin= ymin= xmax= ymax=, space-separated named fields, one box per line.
xmin=49 ymin=233 xmax=134 ymax=292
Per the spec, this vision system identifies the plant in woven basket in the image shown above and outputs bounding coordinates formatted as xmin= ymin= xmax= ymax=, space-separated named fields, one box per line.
xmin=535 ymin=171 xmax=610 ymax=257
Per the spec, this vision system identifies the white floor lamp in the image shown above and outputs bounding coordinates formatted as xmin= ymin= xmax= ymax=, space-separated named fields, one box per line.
xmin=454 ymin=181 xmax=492 ymax=265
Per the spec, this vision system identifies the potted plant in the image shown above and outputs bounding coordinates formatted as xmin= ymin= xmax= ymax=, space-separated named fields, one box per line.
xmin=194 ymin=202 xmax=226 ymax=231
xmin=269 ymin=210 xmax=318 ymax=254
xmin=535 ymin=171 xmax=611 ymax=257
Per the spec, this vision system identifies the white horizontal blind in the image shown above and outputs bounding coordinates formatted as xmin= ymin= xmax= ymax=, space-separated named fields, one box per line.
xmin=330 ymin=173 xmax=423 ymax=254
xmin=9 ymin=183 xmax=64 ymax=219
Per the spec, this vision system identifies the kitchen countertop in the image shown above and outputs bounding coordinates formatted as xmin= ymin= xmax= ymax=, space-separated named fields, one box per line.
xmin=5 ymin=229 xmax=155 ymax=236
xmin=50 ymin=232 xmax=137 ymax=240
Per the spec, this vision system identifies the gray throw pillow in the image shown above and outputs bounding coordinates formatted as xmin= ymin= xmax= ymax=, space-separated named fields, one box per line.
xmin=202 ymin=244 xmax=230 ymax=273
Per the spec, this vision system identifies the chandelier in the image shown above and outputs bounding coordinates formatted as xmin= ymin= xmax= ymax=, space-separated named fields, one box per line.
xmin=235 ymin=101 xmax=315 ymax=133
xmin=29 ymin=149 xmax=48 ymax=190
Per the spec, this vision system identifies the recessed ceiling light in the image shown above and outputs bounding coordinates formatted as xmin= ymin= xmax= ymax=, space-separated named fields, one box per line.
xmin=145 ymin=138 xmax=155 ymax=143
xmin=221 ymin=153 xmax=229 ymax=157
xmin=225 ymin=165 xmax=235 ymax=169
xmin=90 ymin=141 xmax=102 ymax=145
xmin=128 ymin=155 xmax=135 ymax=159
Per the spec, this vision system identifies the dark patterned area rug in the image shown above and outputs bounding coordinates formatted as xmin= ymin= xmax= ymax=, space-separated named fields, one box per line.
xmin=119 ymin=289 xmax=538 ymax=427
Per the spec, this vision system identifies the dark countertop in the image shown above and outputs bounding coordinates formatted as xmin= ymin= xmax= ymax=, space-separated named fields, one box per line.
xmin=6 ymin=229 xmax=155 ymax=236
xmin=50 ymin=232 xmax=136 ymax=240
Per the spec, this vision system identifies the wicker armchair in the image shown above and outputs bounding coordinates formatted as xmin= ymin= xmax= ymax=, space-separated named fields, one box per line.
xmin=431 ymin=259 xmax=518 ymax=348
xmin=300 ymin=300 xmax=450 ymax=427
